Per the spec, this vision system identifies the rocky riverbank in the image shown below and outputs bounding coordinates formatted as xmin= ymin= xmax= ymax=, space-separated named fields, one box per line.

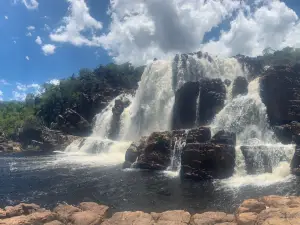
xmin=0 ymin=195 xmax=300 ymax=225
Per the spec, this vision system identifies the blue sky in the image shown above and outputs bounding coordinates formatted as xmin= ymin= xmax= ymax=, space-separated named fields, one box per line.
xmin=1 ymin=0 xmax=300 ymax=101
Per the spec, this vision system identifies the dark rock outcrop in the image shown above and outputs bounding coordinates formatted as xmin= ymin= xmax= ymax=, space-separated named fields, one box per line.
xmin=53 ymin=109 xmax=92 ymax=137
xmin=198 ymin=78 xmax=226 ymax=126
xmin=185 ymin=127 xmax=211 ymax=144
xmin=210 ymin=130 xmax=236 ymax=146
xmin=172 ymin=82 xmax=199 ymax=130
xmin=260 ymin=64 xmax=300 ymax=126
xmin=232 ymin=76 xmax=248 ymax=98
xmin=235 ymin=54 xmax=264 ymax=80
xmin=109 ymin=96 xmax=130 ymax=140
xmin=273 ymin=121 xmax=300 ymax=144
xmin=18 ymin=122 xmax=78 ymax=152
xmin=291 ymin=146 xmax=300 ymax=175
xmin=181 ymin=142 xmax=235 ymax=180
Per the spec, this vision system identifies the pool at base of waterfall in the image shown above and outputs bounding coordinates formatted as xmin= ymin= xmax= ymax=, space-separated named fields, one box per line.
xmin=1 ymin=151 xmax=300 ymax=214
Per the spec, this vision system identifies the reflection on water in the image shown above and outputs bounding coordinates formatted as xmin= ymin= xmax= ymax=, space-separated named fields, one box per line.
xmin=0 ymin=152 xmax=299 ymax=213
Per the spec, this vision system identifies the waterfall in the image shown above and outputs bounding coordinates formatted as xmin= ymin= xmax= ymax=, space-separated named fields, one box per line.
xmin=64 ymin=52 xmax=295 ymax=184
xmin=211 ymin=78 xmax=295 ymax=187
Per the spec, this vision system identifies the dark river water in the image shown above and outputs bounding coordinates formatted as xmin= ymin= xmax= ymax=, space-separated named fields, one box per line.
xmin=0 ymin=152 xmax=299 ymax=213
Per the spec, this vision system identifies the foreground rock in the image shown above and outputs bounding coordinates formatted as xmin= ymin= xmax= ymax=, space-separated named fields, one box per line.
xmin=124 ymin=128 xmax=236 ymax=180
xmin=0 ymin=133 xmax=22 ymax=153
xmin=2 ymin=196 xmax=300 ymax=224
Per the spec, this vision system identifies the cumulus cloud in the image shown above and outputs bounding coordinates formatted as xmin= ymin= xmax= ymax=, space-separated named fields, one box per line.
xmin=26 ymin=32 xmax=32 ymax=37
xmin=50 ymin=0 xmax=103 ymax=46
xmin=25 ymin=56 xmax=30 ymax=60
xmin=14 ymin=83 xmax=42 ymax=100
xmin=4 ymin=16 xmax=8 ymax=20
xmin=35 ymin=36 xmax=42 ymax=45
xmin=48 ymin=0 xmax=300 ymax=65
xmin=42 ymin=44 xmax=56 ymax=55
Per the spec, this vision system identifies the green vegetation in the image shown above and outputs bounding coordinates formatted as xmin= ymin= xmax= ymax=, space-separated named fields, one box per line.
xmin=0 ymin=63 xmax=144 ymax=138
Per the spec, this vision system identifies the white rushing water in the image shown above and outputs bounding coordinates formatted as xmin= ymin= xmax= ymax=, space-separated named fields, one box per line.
xmin=65 ymin=52 xmax=295 ymax=187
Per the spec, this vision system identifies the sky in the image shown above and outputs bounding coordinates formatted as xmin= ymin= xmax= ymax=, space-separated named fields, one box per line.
xmin=1 ymin=0 xmax=300 ymax=101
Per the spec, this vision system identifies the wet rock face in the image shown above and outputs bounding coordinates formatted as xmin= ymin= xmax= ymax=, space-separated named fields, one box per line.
xmin=198 ymin=78 xmax=226 ymax=126
xmin=260 ymin=64 xmax=300 ymax=126
xmin=108 ymin=97 xmax=130 ymax=140
xmin=232 ymin=76 xmax=248 ymax=98
xmin=291 ymin=146 xmax=300 ymax=175
xmin=181 ymin=143 xmax=235 ymax=180
xmin=273 ymin=121 xmax=300 ymax=144
xmin=172 ymin=82 xmax=200 ymax=130
xmin=54 ymin=108 xmax=92 ymax=137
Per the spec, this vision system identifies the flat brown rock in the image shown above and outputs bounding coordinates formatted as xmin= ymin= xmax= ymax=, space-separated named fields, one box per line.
xmin=53 ymin=204 xmax=81 ymax=223
xmin=154 ymin=210 xmax=191 ymax=225
xmin=236 ymin=212 xmax=257 ymax=225
xmin=191 ymin=212 xmax=235 ymax=225
xmin=79 ymin=202 xmax=109 ymax=218
xmin=101 ymin=211 xmax=155 ymax=225
xmin=0 ymin=211 xmax=56 ymax=225
xmin=0 ymin=209 xmax=6 ymax=219
xmin=4 ymin=203 xmax=43 ymax=218
xmin=237 ymin=199 xmax=266 ymax=214
xmin=69 ymin=210 xmax=102 ymax=225
xmin=44 ymin=220 xmax=64 ymax=225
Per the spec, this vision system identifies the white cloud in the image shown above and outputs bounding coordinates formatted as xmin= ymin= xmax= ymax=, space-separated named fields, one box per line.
xmin=0 ymin=79 xmax=9 ymax=85
xmin=42 ymin=44 xmax=56 ymax=55
xmin=26 ymin=32 xmax=32 ymax=37
xmin=14 ymin=83 xmax=42 ymax=100
xmin=35 ymin=36 xmax=42 ymax=45
xmin=44 ymin=24 xmax=50 ymax=31
xmin=22 ymin=0 xmax=39 ymax=10
xmin=13 ymin=40 xmax=17 ymax=44
xmin=25 ymin=56 xmax=30 ymax=60
xmin=50 ymin=0 xmax=103 ymax=46
xmin=48 ymin=79 xmax=60 ymax=85
xmin=27 ymin=26 xmax=35 ymax=31
xmin=0 ymin=90 xmax=3 ymax=101
xmin=4 ymin=16 xmax=8 ymax=20
xmin=202 ymin=1 xmax=300 ymax=57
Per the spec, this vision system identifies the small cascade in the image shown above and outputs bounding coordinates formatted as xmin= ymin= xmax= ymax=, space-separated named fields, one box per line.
xmin=211 ymin=77 xmax=295 ymax=187
xmin=195 ymin=87 xmax=201 ymax=127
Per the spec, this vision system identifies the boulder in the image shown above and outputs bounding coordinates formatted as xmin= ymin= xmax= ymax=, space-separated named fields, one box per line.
xmin=101 ymin=211 xmax=155 ymax=225
xmin=191 ymin=212 xmax=235 ymax=225
xmin=198 ymin=78 xmax=226 ymax=126
xmin=134 ymin=131 xmax=172 ymax=170
xmin=172 ymin=82 xmax=200 ymax=130
xmin=0 ymin=211 xmax=56 ymax=225
xmin=186 ymin=127 xmax=211 ymax=144
xmin=55 ymin=109 xmax=92 ymax=136
xmin=211 ymin=131 xmax=236 ymax=146
xmin=153 ymin=210 xmax=191 ymax=225
xmin=181 ymin=143 xmax=235 ymax=180
xmin=4 ymin=203 xmax=43 ymax=218
xmin=78 ymin=202 xmax=109 ymax=219
xmin=44 ymin=221 xmax=64 ymax=225
xmin=109 ymin=96 xmax=130 ymax=140
xmin=53 ymin=204 xmax=81 ymax=223
xmin=260 ymin=64 xmax=300 ymax=126
xmin=232 ymin=76 xmax=248 ymax=98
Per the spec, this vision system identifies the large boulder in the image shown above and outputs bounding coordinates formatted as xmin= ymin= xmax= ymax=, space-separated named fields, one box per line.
xmin=198 ymin=78 xmax=226 ymax=126
xmin=181 ymin=130 xmax=236 ymax=180
xmin=134 ymin=131 xmax=172 ymax=170
xmin=0 ymin=134 xmax=22 ymax=153
xmin=172 ymin=82 xmax=200 ymax=130
xmin=260 ymin=64 xmax=300 ymax=126
xmin=54 ymin=109 xmax=92 ymax=137
xmin=185 ymin=127 xmax=211 ymax=144
xmin=181 ymin=143 xmax=235 ymax=180
xmin=273 ymin=121 xmax=300 ymax=144
xmin=232 ymin=76 xmax=248 ymax=98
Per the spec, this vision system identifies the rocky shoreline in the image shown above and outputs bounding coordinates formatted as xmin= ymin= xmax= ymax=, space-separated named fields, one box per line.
xmin=0 ymin=195 xmax=299 ymax=225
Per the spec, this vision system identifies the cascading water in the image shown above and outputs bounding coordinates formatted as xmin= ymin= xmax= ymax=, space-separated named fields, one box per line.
xmin=65 ymin=52 xmax=295 ymax=185
xmin=211 ymin=78 xmax=295 ymax=187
